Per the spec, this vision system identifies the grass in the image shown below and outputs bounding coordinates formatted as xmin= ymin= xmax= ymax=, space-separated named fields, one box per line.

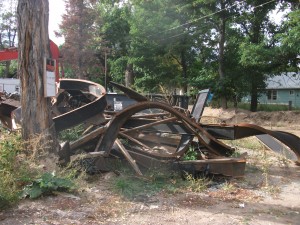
xmin=232 ymin=102 xmax=299 ymax=112
xmin=223 ymin=136 xmax=291 ymax=194
xmin=221 ymin=181 xmax=236 ymax=192
xmin=224 ymin=137 xmax=263 ymax=152
xmin=211 ymin=100 xmax=300 ymax=112
xmin=110 ymin=134 xmax=290 ymax=200
xmin=110 ymin=166 xmax=211 ymax=200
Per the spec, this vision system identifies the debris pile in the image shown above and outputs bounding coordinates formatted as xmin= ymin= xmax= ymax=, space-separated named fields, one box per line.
xmin=1 ymin=79 xmax=299 ymax=177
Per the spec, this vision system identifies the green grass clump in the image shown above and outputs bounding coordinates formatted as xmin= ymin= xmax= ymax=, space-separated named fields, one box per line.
xmin=112 ymin=170 xmax=177 ymax=199
xmin=111 ymin=166 xmax=211 ymax=199
xmin=183 ymin=173 xmax=210 ymax=192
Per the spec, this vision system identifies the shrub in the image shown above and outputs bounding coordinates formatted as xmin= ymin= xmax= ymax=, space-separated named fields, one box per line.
xmin=0 ymin=130 xmax=32 ymax=208
xmin=20 ymin=172 xmax=74 ymax=199
xmin=0 ymin=129 xmax=77 ymax=209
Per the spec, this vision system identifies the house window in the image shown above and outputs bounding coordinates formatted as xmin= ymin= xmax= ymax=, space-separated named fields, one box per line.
xmin=267 ymin=90 xmax=277 ymax=100
xmin=290 ymin=90 xmax=294 ymax=95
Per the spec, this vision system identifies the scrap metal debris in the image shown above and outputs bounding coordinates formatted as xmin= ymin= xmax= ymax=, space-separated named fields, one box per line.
xmin=1 ymin=79 xmax=300 ymax=177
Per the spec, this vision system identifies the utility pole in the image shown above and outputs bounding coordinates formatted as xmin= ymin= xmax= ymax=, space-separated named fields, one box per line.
xmin=102 ymin=46 xmax=110 ymax=91
xmin=105 ymin=49 xmax=107 ymax=91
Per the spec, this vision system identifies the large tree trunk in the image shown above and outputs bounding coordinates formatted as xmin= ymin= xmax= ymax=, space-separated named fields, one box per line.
xmin=17 ymin=0 xmax=58 ymax=155
xmin=250 ymin=81 xmax=258 ymax=112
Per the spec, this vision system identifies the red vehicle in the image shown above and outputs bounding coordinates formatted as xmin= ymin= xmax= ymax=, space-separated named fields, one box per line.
xmin=0 ymin=40 xmax=63 ymax=129
xmin=0 ymin=40 xmax=62 ymax=82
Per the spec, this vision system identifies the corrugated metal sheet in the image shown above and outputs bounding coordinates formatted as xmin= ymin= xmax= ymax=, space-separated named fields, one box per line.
xmin=266 ymin=73 xmax=300 ymax=89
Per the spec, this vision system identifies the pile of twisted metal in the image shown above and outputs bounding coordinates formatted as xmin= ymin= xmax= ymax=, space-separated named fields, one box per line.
xmin=1 ymin=79 xmax=299 ymax=177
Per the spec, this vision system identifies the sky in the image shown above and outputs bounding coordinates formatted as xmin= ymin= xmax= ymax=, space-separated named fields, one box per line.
xmin=49 ymin=0 xmax=66 ymax=45
xmin=1 ymin=0 xmax=65 ymax=45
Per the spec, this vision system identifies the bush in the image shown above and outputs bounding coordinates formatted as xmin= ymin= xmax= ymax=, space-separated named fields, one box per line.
xmin=0 ymin=130 xmax=32 ymax=209
xmin=0 ymin=129 xmax=77 ymax=209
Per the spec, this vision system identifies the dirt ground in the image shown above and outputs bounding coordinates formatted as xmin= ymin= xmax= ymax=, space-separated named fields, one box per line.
xmin=1 ymin=107 xmax=300 ymax=225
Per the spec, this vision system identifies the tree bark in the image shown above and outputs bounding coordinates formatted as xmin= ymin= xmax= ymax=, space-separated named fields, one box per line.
xmin=125 ymin=63 xmax=133 ymax=87
xmin=17 ymin=0 xmax=58 ymax=154
xmin=250 ymin=79 xmax=258 ymax=112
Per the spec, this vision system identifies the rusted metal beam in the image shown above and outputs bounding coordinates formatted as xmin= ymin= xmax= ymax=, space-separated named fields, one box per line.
xmin=176 ymin=158 xmax=246 ymax=177
xmin=203 ymin=123 xmax=300 ymax=164
xmin=119 ymin=132 xmax=152 ymax=150
xmin=131 ymin=112 xmax=171 ymax=118
xmin=256 ymin=134 xmax=297 ymax=161
xmin=70 ymin=126 xmax=107 ymax=151
xmin=54 ymin=79 xmax=107 ymax=132
xmin=121 ymin=117 xmax=177 ymax=134
xmin=110 ymin=81 xmax=148 ymax=102
xmin=97 ymin=101 xmax=234 ymax=158
xmin=115 ymin=138 xmax=143 ymax=176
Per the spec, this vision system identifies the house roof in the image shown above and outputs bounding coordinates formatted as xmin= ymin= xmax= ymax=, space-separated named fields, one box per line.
xmin=266 ymin=73 xmax=300 ymax=89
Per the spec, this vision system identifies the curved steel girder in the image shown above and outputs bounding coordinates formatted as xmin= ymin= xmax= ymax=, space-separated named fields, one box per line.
xmin=234 ymin=123 xmax=300 ymax=164
xmin=110 ymin=81 xmax=148 ymax=102
xmin=203 ymin=123 xmax=300 ymax=164
xmin=54 ymin=79 xmax=107 ymax=131
xmin=97 ymin=101 xmax=234 ymax=157
xmin=1 ymin=79 xmax=107 ymax=131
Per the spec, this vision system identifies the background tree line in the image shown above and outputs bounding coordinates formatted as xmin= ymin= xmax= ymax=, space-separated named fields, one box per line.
xmin=1 ymin=0 xmax=299 ymax=111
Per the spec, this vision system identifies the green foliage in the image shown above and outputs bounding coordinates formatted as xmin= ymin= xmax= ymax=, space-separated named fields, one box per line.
xmin=279 ymin=9 xmax=300 ymax=53
xmin=0 ymin=61 xmax=18 ymax=78
xmin=183 ymin=147 xmax=199 ymax=161
xmin=20 ymin=172 xmax=75 ymax=199
xmin=57 ymin=0 xmax=299 ymax=108
xmin=275 ymin=9 xmax=300 ymax=72
xmin=58 ymin=124 xmax=85 ymax=142
xmin=239 ymin=42 xmax=274 ymax=68
xmin=111 ymin=165 xmax=212 ymax=199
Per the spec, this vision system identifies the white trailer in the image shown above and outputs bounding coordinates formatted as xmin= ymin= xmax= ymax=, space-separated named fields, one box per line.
xmin=0 ymin=78 xmax=20 ymax=94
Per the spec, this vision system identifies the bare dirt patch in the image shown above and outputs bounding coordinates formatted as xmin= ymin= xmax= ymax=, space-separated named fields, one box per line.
xmin=1 ymin=108 xmax=300 ymax=225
